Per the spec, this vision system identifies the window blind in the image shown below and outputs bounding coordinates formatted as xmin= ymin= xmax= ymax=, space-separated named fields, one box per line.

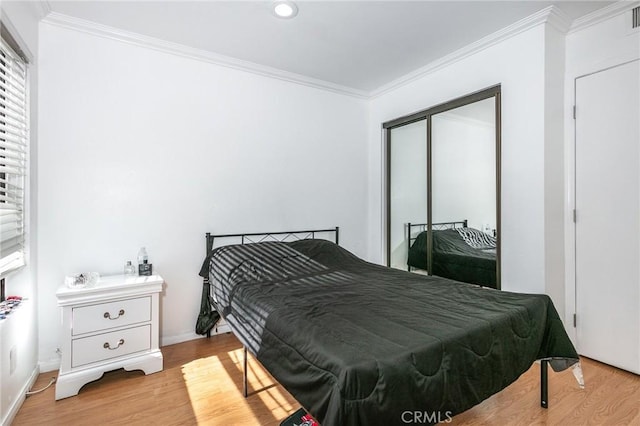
xmin=0 ymin=37 xmax=27 ymax=276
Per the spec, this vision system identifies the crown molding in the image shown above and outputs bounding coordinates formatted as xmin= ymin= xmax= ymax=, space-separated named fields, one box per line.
xmin=370 ymin=6 xmax=560 ymax=98
xmin=35 ymin=1 xmax=52 ymax=21
xmin=546 ymin=5 xmax=572 ymax=34
xmin=41 ymin=12 xmax=369 ymax=99
xmin=569 ymin=0 xmax=639 ymax=34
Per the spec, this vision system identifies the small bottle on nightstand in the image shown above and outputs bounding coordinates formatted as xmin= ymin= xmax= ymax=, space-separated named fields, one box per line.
xmin=124 ymin=261 xmax=136 ymax=276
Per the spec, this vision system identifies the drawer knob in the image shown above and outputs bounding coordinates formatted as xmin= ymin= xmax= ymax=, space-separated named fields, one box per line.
xmin=104 ymin=309 xmax=125 ymax=320
xmin=103 ymin=339 xmax=125 ymax=350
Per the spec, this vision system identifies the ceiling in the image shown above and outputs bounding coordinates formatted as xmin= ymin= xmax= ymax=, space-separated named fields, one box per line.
xmin=44 ymin=1 xmax=613 ymax=95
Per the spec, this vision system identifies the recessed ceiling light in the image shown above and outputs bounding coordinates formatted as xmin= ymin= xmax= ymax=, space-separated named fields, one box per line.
xmin=272 ymin=0 xmax=298 ymax=19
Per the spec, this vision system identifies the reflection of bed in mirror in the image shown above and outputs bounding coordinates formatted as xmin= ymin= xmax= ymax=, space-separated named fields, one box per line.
xmin=407 ymin=221 xmax=497 ymax=289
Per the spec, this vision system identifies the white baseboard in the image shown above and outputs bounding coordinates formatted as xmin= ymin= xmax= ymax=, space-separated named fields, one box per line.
xmin=1 ymin=365 xmax=39 ymax=426
xmin=160 ymin=332 xmax=201 ymax=347
xmin=38 ymin=358 xmax=61 ymax=373
xmin=160 ymin=323 xmax=232 ymax=347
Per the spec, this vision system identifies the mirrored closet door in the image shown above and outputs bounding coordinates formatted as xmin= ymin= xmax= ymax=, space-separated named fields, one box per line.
xmin=388 ymin=119 xmax=427 ymax=270
xmin=385 ymin=86 xmax=501 ymax=289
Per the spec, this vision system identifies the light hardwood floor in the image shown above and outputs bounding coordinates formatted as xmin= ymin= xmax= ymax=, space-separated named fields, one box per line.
xmin=13 ymin=333 xmax=640 ymax=425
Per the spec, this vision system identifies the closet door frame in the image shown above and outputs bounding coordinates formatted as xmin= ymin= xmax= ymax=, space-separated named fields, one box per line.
xmin=383 ymin=84 xmax=501 ymax=288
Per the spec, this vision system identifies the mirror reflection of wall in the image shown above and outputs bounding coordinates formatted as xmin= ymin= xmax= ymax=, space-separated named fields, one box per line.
xmin=389 ymin=120 xmax=427 ymax=270
xmin=432 ymin=98 xmax=496 ymax=234
xmin=385 ymin=86 xmax=500 ymax=289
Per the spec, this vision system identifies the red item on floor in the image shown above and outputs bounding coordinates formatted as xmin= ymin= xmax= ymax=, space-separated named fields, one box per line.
xmin=280 ymin=408 xmax=319 ymax=426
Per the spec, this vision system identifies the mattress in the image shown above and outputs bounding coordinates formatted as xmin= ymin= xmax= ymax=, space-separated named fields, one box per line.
xmin=201 ymin=239 xmax=578 ymax=425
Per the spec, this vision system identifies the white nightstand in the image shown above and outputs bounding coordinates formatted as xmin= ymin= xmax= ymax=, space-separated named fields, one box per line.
xmin=55 ymin=274 xmax=164 ymax=400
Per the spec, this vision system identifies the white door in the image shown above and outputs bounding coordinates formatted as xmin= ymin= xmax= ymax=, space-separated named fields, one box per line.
xmin=575 ymin=60 xmax=640 ymax=374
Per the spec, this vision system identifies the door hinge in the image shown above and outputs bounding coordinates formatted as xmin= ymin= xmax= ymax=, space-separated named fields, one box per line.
xmin=573 ymin=313 xmax=577 ymax=327
xmin=573 ymin=105 xmax=576 ymax=119
xmin=573 ymin=209 xmax=577 ymax=223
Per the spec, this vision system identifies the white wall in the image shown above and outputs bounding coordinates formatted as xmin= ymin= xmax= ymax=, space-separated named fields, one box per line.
xmin=563 ymin=4 xmax=640 ymax=338
xmin=369 ymin=23 xmax=551 ymax=296
xmin=37 ymin=23 xmax=368 ymax=367
xmin=543 ymin=23 xmax=566 ymax=325
xmin=0 ymin=1 xmax=40 ymax=424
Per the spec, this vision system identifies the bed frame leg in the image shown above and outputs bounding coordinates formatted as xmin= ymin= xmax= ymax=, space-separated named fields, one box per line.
xmin=243 ymin=346 xmax=248 ymax=398
xmin=541 ymin=359 xmax=549 ymax=409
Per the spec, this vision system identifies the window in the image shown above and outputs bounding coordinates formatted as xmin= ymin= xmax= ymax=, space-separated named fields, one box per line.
xmin=0 ymin=35 xmax=27 ymax=276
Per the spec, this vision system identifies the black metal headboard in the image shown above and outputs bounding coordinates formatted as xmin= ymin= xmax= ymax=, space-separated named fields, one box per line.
xmin=205 ymin=227 xmax=340 ymax=254
xmin=201 ymin=227 xmax=340 ymax=338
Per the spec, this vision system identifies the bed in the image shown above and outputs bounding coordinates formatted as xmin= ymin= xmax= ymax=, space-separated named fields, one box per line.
xmin=199 ymin=228 xmax=580 ymax=426
xmin=407 ymin=221 xmax=497 ymax=288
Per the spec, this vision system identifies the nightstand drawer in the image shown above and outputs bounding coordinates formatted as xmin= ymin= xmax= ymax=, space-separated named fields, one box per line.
xmin=72 ymin=296 xmax=151 ymax=335
xmin=72 ymin=325 xmax=151 ymax=367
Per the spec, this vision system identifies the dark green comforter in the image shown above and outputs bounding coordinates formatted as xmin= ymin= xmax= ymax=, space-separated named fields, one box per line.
xmin=204 ymin=239 xmax=578 ymax=426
